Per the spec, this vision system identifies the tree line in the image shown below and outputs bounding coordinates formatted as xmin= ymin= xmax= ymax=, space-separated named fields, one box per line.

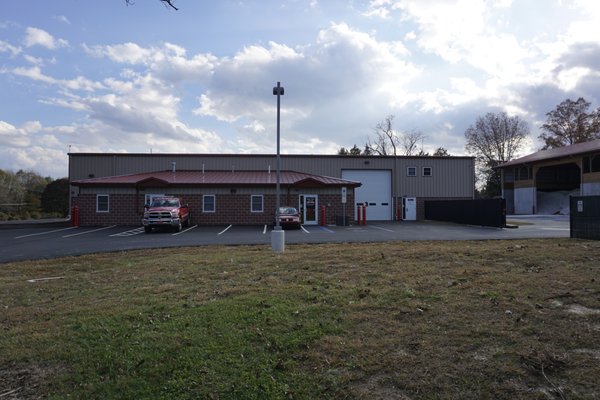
xmin=338 ymin=97 xmax=600 ymax=198
xmin=0 ymin=170 xmax=69 ymax=221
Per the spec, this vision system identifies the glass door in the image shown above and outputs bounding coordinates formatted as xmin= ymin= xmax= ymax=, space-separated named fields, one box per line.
xmin=302 ymin=194 xmax=318 ymax=225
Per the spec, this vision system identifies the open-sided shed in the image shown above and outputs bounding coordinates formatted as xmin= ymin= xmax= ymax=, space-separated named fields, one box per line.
xmin=498 ymin=139 xmax=600 ymax=214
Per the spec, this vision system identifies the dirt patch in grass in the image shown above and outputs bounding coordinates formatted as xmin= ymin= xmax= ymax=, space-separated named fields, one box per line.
xmin=1 ymin=239 xmax=599 ymax=399
xmin=0 ymin=362 xmax=67 ymax=399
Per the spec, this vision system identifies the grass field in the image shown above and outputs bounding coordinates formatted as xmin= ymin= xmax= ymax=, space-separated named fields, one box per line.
xmin=1 ymin=238 xmax=599 ymax=399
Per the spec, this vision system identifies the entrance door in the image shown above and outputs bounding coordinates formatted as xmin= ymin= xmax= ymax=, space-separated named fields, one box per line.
xmin=301 ymin=194 xmax=318 ymax=225
xmin=403 ymin=197 xmax=417 ymax=221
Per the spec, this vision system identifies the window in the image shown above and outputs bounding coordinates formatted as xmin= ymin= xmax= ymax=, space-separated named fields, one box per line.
xmin=203 ymin=195 xmax=215 ymax=213
xmin=96 ymin=194 xmax=109 ymax=213
xmin=407 ymin=166 xmax=417 ymax=177
xmin=515 ymin=166 xmax=532 ymax=181
xmin=251 ymin=195 xmax=263 ymax=213
xmin=422 ymin=167 xmax=432 ymax=177
xmin=521 ymin=166 xmax=532 ymax=180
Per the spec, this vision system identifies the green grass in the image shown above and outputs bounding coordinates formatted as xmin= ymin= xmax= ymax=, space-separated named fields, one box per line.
xmin=1 ymin=239 xmax=600 ymax=399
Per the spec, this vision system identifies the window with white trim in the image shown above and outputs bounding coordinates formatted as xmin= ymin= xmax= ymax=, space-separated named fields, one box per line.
xmin=251 ymin=195 xmax=263 ymax=213
xmin=96 ymin=194 xmax=109 ymax=213
xmin=203 ymin=195 xmax=215 ymax=213
xmin=422 ymin=167 xmax=432 ymax=177
xmin=407 ymin=166 xmax=417 ymax=177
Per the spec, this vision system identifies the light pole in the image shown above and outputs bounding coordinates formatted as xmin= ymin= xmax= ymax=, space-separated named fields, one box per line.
xmin=271 ymin=81 xmax=285 ymax=252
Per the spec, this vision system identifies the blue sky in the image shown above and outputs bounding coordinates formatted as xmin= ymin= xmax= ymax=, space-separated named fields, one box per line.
xmin=2 ymin=0 xmax=600 ymax=177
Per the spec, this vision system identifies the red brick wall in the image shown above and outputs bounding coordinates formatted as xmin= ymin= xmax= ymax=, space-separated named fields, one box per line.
xmin=318 ymin=193 xmax=355 ymax=225
xmin=73 ymin=194 xmax=141 ymax=226
xmin=72 ymin=191 xmax=355 ymax=226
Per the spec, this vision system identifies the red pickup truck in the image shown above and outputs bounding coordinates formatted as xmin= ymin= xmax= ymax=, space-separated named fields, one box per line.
xmin=142 ymin=197 xmax=190 ymax=233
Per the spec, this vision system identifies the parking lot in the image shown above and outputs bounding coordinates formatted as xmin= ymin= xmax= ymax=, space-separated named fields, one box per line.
xmin=0 ymin=215 xmax=571 ymax=263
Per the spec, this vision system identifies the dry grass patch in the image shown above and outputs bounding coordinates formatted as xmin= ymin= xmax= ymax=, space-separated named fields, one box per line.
xmin=1 ymin=239 xmax=599 ymax=399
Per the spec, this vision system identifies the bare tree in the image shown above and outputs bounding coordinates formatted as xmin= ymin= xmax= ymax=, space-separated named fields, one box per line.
xmin=367 ymin=115 xmax=399 ymax=155
xmin=402 ymin=129 xmax=426 ymax=156
xmin=366 ymin=115 xmax=427 ymax=156
xmin=465 ymin=111 xmax=529 ymax=197
xmin=126 ymin=0 xmax=178 ymax=10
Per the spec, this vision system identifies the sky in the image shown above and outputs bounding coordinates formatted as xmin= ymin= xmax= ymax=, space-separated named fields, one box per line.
xmin=1 ymin=0 xmax=600 ymax=178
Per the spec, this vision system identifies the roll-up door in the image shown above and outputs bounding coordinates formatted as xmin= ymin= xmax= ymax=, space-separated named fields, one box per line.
xmin=342 ymin=170 xmax=392 ymax=221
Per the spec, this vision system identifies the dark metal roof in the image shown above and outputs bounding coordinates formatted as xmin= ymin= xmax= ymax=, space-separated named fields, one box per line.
xmin=71 ymin=170 xmax=362 ymax=187
xmin=498 ymin=139 xmax=600 ymax=168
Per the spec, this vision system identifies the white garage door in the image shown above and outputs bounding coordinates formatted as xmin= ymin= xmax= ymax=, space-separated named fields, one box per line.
xmin=342 ymin=170 xmax=392 ymax=221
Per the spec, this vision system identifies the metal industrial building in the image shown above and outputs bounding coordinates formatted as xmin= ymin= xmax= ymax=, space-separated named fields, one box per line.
xmin=498 ymin=139 xmax=600 ymax=214
xmin=69 ymin=153 xmax=476 ymax=226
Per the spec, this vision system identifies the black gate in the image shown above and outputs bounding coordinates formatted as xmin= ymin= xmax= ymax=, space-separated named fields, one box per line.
xmin=425 ymin=199 xmax=506 ymax=228
xmin=570 ymin=196 xmax=600 ymax=240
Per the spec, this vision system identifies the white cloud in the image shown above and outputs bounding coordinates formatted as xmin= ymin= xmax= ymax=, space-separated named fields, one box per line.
xmin=52 ymin=15 xmax=71 ymax=24
xmin=8 ymin=146 xmax=68 ymax=177
xmin=84 ymin=41 xmax=217 ymax=82
xmin=24 ymin=27 xmax=69 ymax=49
xmin=12 ymin=66 xmax=104 ymax=92
xmin=0 ymin=120 xmax=32 ymax=148
xmin=84 ymin=42 xmax=151 ymax=64
xmin=0 ymin=40 xmax=21 ymax=56
xmin=22 ymin=120 xmax=42 ymax=133
xmin=195 ymin=22 xmax=420 ymax=141
xmin=23 ymin=54 xmax=44 ymax=66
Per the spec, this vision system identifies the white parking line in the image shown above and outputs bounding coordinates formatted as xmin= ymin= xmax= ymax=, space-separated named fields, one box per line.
xmin=218 ymin=224 xmax=233 ymax=235
xmin=540 ymin=227 xmax=570 ymax=231
xmin=172 ymin=224 xmax=198 ymax=236
xmin=15 ymin=226 xmax=78 ymax=239
xmin=301 ymin=225 xmax=309 ymax=233
xmin=110 ymin=227 xmax=145 ymax=237
xmin=317 ymin=226 xmax=335 ymax=233
xmin=62 ymin=225 xmax=116 ymax=238
xmin=370 ymin=225 xmax=395 ymax=233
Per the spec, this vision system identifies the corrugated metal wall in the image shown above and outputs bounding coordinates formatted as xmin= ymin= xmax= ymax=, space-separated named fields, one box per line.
xmin=69 ymin=153 xmax=475 ymax=198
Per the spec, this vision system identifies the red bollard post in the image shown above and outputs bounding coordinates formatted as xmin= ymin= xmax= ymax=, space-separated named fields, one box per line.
xmin=362 ymin=203 xmax=367 ymax=225
xmin=357 ymin=205 xmax=362 ymax=225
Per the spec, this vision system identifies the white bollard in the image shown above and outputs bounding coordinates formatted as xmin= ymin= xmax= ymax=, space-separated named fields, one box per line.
xmin=271 ymin=227 xmax=285 ymax=252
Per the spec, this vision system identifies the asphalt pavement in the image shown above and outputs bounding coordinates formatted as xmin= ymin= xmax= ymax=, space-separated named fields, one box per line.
xmin=0 ymin=215 xmax=571 ymax=263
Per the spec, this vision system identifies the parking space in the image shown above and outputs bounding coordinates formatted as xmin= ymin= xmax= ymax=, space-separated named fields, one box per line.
xmin=0 ymin=216 xmax=571 ymax=263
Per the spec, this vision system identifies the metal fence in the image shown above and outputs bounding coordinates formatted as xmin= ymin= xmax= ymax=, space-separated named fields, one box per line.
xmin=424 ymin=198 xmax=506 ymax=228
xmin=570 ymin=196 xmax=600 ymax=240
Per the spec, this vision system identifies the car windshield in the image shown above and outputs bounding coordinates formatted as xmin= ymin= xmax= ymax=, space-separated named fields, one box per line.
xmin=279 ymin=207 xmax=298 ymax=215
xmin=151 ymin=198 xmax=179 ymax=207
